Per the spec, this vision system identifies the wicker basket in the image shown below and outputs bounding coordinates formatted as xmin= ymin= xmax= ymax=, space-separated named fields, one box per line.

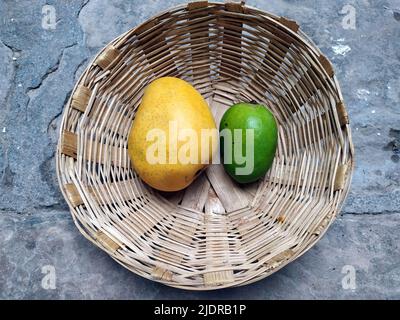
xmin=56 ymin=1 xmax=354 ymax=290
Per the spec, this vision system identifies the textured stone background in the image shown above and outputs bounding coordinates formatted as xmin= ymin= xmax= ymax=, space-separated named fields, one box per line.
xmin=0 ymin=0 xmax=399 ymax=299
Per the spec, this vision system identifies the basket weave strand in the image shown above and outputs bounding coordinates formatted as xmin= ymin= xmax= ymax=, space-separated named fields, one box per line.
xmin=56 ymin=1 xmax=354 ymax=290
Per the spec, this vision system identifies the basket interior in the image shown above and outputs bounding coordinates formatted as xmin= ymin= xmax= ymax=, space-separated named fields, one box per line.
xmin=57 ymin=2 xmax=353 ymax=290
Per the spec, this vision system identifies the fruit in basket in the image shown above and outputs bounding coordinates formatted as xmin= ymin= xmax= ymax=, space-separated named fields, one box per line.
xmin=128 ymin=77 xmax=217 ymax=192
xmin=219 ymin=102 xmax=278 ymax=183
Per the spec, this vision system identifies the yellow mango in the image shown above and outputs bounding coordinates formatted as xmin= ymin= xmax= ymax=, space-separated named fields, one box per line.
xmin=128 ymin=77 xmax=217 ymax=191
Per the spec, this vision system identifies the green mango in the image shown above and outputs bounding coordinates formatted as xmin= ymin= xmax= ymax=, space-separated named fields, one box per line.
xmin=219 ymin=102 xmax=278 ymax=183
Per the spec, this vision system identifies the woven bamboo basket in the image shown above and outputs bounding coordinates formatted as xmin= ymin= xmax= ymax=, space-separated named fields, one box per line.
xmin=56 ymin=1 xmax=354 ymax=290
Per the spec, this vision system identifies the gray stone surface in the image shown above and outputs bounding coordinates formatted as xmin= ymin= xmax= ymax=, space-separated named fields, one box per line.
xmin=1 ymin=210 xmax=399 ymax=299
xmin=0 ymin=0 xmax=399 ymax=299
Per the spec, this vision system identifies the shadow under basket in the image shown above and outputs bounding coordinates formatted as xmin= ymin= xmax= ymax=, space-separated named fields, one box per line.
xmin=56 ymin=1 xmax=354 ymax=290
